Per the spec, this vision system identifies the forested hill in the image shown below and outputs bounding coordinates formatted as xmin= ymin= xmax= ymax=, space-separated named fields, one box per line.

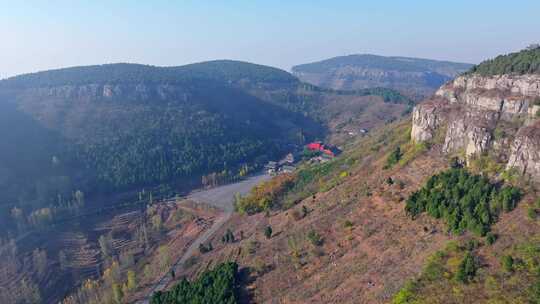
xmin=467 ymin=46 xmax=540 ymax=75
xmin=0 ymin=60 xmax=415 ymax=237
xmin=0 ymin=60 xmax=299 ymax=89
xmin=0 ymin=61 xmax=312 ymax=231
xmin=292 ymin=54 xmax=472 ymax=100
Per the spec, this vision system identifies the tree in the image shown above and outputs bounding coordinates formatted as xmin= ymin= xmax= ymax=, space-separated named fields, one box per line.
xmin=32 ymin=248 xmax=48 ymax=277
xmin=158 ymin=246 xmax=170 ymax=272
xmin=135 ymin=223 xmax=150 ymax=249
xmin=485 ymin=233 xmax=497 ymax=245
xmin=302 ymin=205 xmax=309 ymax=217
xmin=74 ymin=190 xmax=85 ymax=207
xmin=222 ymin=229 xmax=235 ymax=243
xmin=456 ymin=252 xmax=476 ymax=283
xmin=112 ymin=283 xmax=123 ymax=304
xmin=405 ymin=168 xmax=521 ymax=236
xmin=152 ymin=214 xmax=163 ymax=232
xmin=151 ymin=262 xmax=239 ymax=304
xmin=58 ymin=250 xmax=68 ymax=270
xmin=10 ymin=207 xmax=25 ymax=231
xmin=199 ymin=242 xmax=213 ymax=254
xmin=501 ymin=255 xmax=514 ymax=273
xmin=385 ymin=146 xmax=403 ymax=168
xmin=264 ymin=226 xmax=273 ymax=239
xmin=127 ymin=270 xmax=137 ymax=290
xmin=528 ymin=207 xmax=537 ymax=220
xmin=20 ymin=278 xmax=41 ymax=304
xmin=120 ymin=251 xmax=134 ymax=268
xmin=307 ymin=230 xmax=324 ymax=246
xmin=99 ymin=233 xmax=113 ymax=259
xmin=144 ymin=264 xmax=153 ymax=280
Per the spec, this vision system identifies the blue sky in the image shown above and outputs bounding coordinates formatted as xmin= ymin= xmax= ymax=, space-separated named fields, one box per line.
xmin=1 ymin=0 xmax=539 ymax=78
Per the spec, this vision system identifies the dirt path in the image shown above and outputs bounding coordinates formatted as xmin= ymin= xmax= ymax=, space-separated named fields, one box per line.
xmin=137 ymin=173 xmax=270 ymax=303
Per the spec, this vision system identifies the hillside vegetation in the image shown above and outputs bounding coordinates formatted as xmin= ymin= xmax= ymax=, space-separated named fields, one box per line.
xmin=468 ymin=47 xmax=540 ymax=75
xmin=151 ymin=262 xmax=239 ymax=304
xmin=164 ymin=105 xmax=539 ymax=304
xmin=406 ymin=167 xmax=521 ymax=236
xmin=0 ymin=61 xmax=298 ymax=89
xmin=292 ymin=54 xmax=471 ymax=75
xmin=0 ymin=61 xmax=319 ymax=236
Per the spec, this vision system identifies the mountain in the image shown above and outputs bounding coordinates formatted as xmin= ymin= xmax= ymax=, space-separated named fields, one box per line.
xmin=145 ymin=49 xmax=540 ymax=303
xmin=0 ymin=61 xmax=313 ymax=218
xmin=0 ymin=60 xmax=421 ymax=303
xmin=292 ymin=54 xmax=473 ymax=100
xmin=0 ymin=60 xmax=416 ymax=237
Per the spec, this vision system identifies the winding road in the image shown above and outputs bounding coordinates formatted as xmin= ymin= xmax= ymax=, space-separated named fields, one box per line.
xmin=138 ymin=173 xmax=271 ymax=303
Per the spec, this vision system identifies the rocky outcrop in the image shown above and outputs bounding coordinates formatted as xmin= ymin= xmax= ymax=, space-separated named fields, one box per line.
xmin=21 ymin=83 xmax=192 ymax=102
xmin=411 ymin=102 xmax=443 ymax=142
xmin=507 ymin=121 xmax=540 ymax=180
xmin=452 ymin=74 xmax=540 ymax=97
xmin=412 ymin=73 xmax=540 ymax=181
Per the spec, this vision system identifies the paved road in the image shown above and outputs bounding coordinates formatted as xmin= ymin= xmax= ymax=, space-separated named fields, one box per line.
xmin=188 ymin=174 xmax=272 ymax=212
xmin=138 ymin=173 xmax=270 ymax=303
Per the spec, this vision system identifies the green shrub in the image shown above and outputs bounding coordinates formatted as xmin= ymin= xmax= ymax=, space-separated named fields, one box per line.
xmin=528 ymin=207 xmax=537 ymax=220
xmin=501 ymin=255 xmax=514 ymax=273
xmin=385 ymin=146 xmax=403 ymax=169
xmin=392 ymin=281 xmax=418 ymax=304
xmin=222 ymin=229 xmax=235 ymax=244
xmin=198 ymin=242 xmax=213 ymax=254
xmin=307 ymin=230 xmax=324 ymax=246
xmin=423 ymin=255 xmax=445 ymax=281
xmin=264 ymin=226 xmax=273 ymax=239
xmin=485 ymin=233 xmax=497 ymax=245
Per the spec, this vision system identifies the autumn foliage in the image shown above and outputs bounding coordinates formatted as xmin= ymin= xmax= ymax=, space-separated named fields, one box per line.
xmin=235 ymin=173 xmax=296 ymax=214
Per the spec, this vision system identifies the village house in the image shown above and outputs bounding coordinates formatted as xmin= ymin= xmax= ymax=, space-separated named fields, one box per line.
xmin=264 ymin=161 xmax=278 ymax=174
xmin=306 ymin=141 xmax=341 ymax=157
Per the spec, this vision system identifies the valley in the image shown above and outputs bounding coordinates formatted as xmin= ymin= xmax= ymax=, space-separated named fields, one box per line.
xmin=148 ymin=47 xmax=540 ymax=304
xmin=3 ymin=2 xmax=540 ymax=304
xmin=1 ymin=43 xmax=539 ymax=304
xmin=0 ymin=60 xmax=414 ymax=303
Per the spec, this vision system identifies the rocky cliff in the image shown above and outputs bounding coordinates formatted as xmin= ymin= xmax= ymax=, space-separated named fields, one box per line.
xmin=412 ymin=72 xmax=540 ymax=181
xmin=292 ymin=54 xmax=472 ymax=100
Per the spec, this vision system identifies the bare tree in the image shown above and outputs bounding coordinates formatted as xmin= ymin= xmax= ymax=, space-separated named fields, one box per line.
xmin=32 ymin=248 xmax=48 ymax=277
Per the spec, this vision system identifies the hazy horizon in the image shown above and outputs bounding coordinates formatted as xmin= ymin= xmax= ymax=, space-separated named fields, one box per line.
xmin=2 ymin=0 xmax=539 ymax=78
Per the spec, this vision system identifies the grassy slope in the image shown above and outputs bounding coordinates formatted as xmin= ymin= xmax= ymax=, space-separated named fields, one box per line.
xmin=164 ymin=116 xmax=539 ymax=304
xmin=165 ymin=120 xmax=445 ymax=302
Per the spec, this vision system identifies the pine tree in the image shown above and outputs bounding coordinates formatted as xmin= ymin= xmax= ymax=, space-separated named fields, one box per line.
xmin=264 ymin=226 xmax=273 ymax=239
xmin=456 ymin=252 xmax=476 ymax=283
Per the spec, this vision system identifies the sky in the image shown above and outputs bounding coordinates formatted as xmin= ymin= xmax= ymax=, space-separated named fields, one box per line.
xmin=1 ymin=0 xmax=539 ymax=78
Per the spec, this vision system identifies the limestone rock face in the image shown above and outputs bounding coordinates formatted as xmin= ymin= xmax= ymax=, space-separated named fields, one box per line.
xmin=25 ymin=83 xmax=192 ymax=102
xmin=507 ymin=122 xmax=540 ymax=180
xmin=452 ymin=74 xmax=540 ymax=97
xmin=411 ymin=102 xmax=443 ymax=142
xmin=412 ymin=73 xmax=540 ymax=181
